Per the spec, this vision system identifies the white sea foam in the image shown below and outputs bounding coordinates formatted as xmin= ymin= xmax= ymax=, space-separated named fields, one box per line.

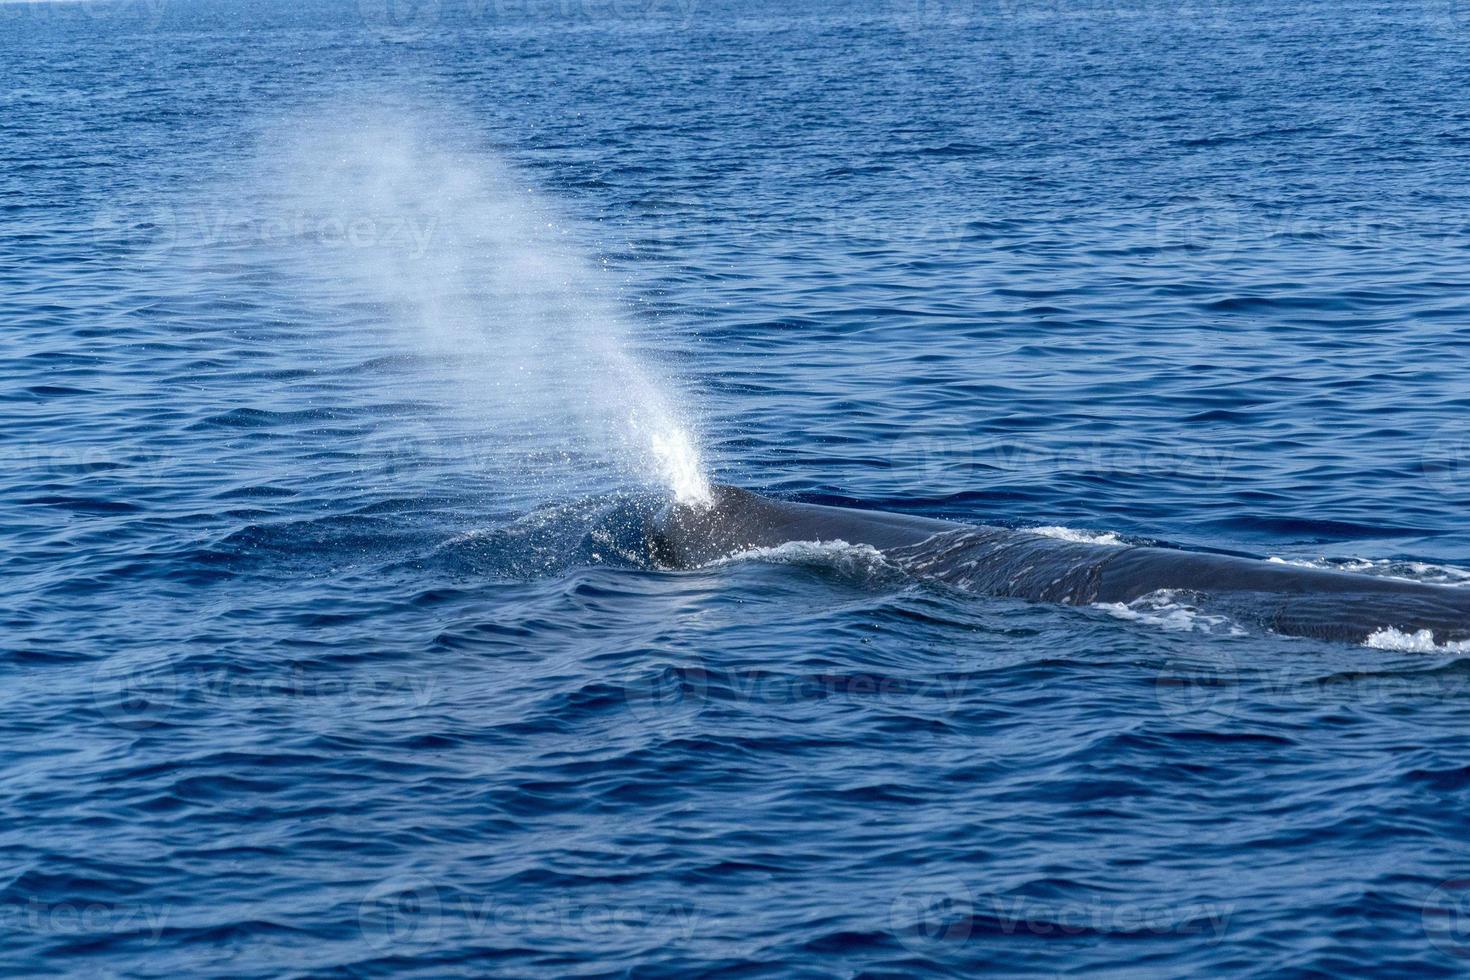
xmin=712 ymin=539 xmax=893 ymax=577
xmin=1094 ymin=590 xmax=1247 ymax=636
xmin=1266 ymin=556 xmax=1470 ymax=587
xmin=1363 ymin=627 xmax=1470 ymax=653
xmin=1029 ymin=526 xmax=1126 ymax=546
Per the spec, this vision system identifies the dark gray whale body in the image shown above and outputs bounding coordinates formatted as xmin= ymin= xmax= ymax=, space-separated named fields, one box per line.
xmin=652 ymin=485 xmax=1470 ymax=645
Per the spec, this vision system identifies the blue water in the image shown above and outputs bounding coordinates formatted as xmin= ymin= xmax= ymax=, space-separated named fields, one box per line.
xmin=6 ymin=0 xmax=1470 ymax=974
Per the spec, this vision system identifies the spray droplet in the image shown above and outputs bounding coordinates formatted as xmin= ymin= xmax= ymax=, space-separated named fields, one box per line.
xmin=264 ymin=102 xmax=711 ymax=503
xmin=650 ymin=427 xmax=711 ymax=508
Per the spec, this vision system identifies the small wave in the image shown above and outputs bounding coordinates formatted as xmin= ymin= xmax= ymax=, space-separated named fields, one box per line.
xmin=1029 ymin=526 xmax=1126 ymax=547
xmin=1363 ymin=627 xmax=1470 ymax=654
xmin=1094 ymin=590 xmax=1247 ymax=636
xmin=1266 ymin=556 xmax=1470 ymax=587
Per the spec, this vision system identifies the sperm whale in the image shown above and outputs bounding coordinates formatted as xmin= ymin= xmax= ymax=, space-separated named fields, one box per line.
xmin=651 ymin=485 xmax=1470 ymax=645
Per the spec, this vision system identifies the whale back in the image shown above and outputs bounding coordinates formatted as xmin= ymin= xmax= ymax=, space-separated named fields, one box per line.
xmin=649 ymin=484 xmax=960 ymax=567
xmin=650 ymin=485 xmax=1470 ymax=644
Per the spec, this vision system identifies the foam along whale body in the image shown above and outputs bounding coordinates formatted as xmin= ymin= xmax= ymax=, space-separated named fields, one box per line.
xmin=651 ymin=485 xmax=1470 ymax=645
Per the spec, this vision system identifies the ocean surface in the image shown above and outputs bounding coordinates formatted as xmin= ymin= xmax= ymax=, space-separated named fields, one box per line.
xmin=5 ymin=0 xmax=1470 ymax=974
